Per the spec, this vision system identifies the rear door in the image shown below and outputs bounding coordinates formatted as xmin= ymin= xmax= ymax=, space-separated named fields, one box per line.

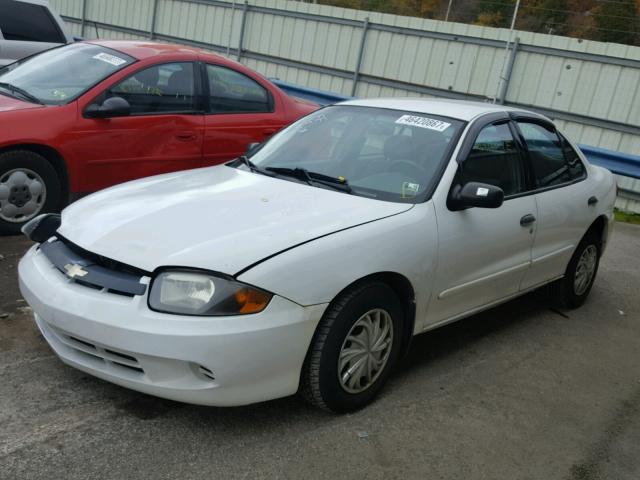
xmin=429 ymin=116 xmax=538 ymax=324
xmin=73 ymin=61 xmax=204 ymax=191
xmin=201 ymin=63 xmax=287 ymax=166
xmin=513 ymin=118 xmax=594 ymax=290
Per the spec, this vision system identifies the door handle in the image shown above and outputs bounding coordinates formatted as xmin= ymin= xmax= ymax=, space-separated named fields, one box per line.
xmin=520 ymin=214 xmax=536 ymax=227
xmin=176 ymin=132 xmax=197 ymax=141
xmin=588 ymin=196 xmax=598 ymax=206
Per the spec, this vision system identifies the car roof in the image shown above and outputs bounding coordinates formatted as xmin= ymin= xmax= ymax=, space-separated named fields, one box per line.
xmin=86 ymin=40 xmax=224 ymax=62
xmin=339 ymin=97 xmax=546 ymax=122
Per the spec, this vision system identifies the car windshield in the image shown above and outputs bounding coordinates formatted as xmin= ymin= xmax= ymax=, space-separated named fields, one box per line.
xmin=247 ymin=105 xmax=464 ymax=203
xmin=0 ymin=43 xmax=135 ymax=105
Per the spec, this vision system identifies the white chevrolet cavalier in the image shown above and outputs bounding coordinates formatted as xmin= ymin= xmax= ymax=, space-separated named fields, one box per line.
xmin=19 ymin=99 xmax=616 ymax=412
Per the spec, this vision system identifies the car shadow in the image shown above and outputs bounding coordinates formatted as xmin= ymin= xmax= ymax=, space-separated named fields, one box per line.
xmin=397 ymin=287 xmax=555 ymax=377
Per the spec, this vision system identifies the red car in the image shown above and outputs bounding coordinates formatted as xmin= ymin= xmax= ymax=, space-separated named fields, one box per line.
xmin=0 ymin=40 xmax=317 ymax=234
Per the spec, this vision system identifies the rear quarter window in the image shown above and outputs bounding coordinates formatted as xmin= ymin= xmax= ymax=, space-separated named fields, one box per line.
xmin=559 ymin=133 xmax=587 ymax=181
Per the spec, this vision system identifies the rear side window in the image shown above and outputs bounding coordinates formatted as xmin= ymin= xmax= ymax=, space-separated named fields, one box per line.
xmin=517 ymin=121 xmax=584 ymax=188
xmin=0 ymin=0 xmax=65 ymax=43
xmin=206 ymin=64 xmax=271 ymax=114
xmin=458 ymin=122 xmax=526 ymax=196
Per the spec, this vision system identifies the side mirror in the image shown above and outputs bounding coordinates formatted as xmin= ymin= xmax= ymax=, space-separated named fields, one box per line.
xmin=84 ymin=96 xmax=131 ymax=118
xmin=448 ymin=182 xmax=504 ymax=210
xmin=245 ymin=142 xmax=261 ymax=156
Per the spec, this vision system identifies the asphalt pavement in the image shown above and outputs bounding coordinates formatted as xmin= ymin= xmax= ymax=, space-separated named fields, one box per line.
xmin=1 ymin=223 xmax=639 ymax=480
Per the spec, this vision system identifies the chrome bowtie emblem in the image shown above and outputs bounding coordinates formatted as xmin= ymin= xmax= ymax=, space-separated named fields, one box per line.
xmin=63 ymin=263 xmax=88 ymax=279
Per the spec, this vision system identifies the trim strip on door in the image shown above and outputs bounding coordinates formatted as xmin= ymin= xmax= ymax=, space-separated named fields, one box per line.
xmin=531 ymin=244 xmax=575 ymax=264
xmin=438 ymin=261 xmax=531 ymax=299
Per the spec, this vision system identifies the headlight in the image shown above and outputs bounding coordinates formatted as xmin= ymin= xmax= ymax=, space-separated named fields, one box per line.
xmin=149 ymin=270 xmax=272 ymax=316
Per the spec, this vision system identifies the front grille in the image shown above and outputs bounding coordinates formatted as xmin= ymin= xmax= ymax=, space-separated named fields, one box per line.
xmin=58 ymin=235 xmax=148 ymax=277
xmin=57 ymin=332 xmax=145 ymax=375
xmin=40 ymin=237 xmax=147 ymax=297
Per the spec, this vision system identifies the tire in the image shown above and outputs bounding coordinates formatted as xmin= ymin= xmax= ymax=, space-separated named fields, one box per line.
xmin=0 ymin=150 xmax=61 ymax=236
xmin=552 ymin=230 xmax=601 ymax=309
xmin=300 ymin=281 xmax=404 ymax=413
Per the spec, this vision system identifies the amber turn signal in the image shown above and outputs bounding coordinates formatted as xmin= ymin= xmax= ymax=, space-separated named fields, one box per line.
xmin=234 ymin=287 xmax=272 ymax=314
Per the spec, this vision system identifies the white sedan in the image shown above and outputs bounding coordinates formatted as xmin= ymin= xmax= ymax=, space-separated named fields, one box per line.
xmin=19 ymin=99 xmax=616 ymax=412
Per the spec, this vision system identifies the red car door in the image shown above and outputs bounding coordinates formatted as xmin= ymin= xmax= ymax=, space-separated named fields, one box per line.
xmin=72 ymin=61 xmax=204 ymax=192
xmin=201 ymin=63 xmax=287 ymax=165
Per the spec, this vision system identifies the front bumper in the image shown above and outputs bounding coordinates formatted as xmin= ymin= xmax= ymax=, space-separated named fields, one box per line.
xmin=18 ymin=244 xmax=327 ymax=406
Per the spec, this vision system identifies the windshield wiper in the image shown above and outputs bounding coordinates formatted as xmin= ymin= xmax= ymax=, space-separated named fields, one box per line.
xmin=265 ymin=167 xmax=352 ymax=193
xmin=233 ymin=156 xmax=275 ymax=177
xmin=0 ymin=82 xmax=42 ymax=105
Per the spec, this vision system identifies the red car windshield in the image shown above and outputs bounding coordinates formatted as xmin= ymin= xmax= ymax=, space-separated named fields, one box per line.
xmin=0 ymin=43 xmax=135 ymax=105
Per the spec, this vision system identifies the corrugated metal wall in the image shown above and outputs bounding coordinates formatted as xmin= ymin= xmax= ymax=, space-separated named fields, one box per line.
xmin=51 ymin=0 xmax=640 ymax=211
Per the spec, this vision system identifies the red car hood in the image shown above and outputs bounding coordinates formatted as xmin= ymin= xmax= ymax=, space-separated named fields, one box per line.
xmin=0 ymin=94 xmax=44 ymax=112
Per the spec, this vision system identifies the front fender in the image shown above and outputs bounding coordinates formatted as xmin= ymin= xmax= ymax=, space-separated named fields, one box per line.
xmin=237 ymin=202 xmax=438 ymax=331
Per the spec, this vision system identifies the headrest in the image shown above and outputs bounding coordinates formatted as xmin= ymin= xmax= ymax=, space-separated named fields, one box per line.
xmin=167 ymin=70 xmax=192 ymax=94
xmin=133 ymin=68 xmax=159 ymax=87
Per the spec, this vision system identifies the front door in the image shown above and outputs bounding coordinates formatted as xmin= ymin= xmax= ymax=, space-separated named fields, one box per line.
xmin=72 ymin=62 xmax=204 ymax=192
xmin=428 ymin=120 xmax=537 ymax=325
xmin=202 ymin=63 xmax=287 ymax=166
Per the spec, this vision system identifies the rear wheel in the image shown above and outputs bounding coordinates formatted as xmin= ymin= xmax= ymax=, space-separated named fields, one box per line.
xmin=300 ymin=281 xmax=404 ymax=413
xmin=0 ymin=150 xmax=61 ymax=235
xmin=552 ymin=231 xmax=601 ymax=309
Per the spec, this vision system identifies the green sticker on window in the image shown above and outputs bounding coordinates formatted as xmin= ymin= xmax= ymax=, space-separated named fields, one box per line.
xmin=401 ymin=182 xmax=420 ymax=198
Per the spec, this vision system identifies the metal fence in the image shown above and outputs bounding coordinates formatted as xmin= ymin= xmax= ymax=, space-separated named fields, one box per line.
xmin=51 ymin=0 xmax=640 ymax=211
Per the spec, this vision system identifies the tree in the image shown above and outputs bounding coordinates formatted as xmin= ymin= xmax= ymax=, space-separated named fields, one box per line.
xmin=474 ymin=0 xmax=515 ymax=27
xmin=518 ymin=0 xmax=568 ymax=35
xmin=315 ymin=0 xmax=640 ymax=46
xmin=593 ymin=0 xmax=638 ymax=44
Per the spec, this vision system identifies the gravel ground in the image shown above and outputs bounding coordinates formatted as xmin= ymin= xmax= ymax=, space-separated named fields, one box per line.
xmin=1 ymin=223 xmax=639 ymax=480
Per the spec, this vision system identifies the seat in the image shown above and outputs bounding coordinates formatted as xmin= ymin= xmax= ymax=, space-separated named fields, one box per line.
xmin=166 ymin=70 xmax=193 ymax=97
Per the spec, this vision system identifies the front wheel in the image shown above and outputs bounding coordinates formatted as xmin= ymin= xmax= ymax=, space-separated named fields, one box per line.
xmin=300 ymin=281 xmax=404 ymax=413
xmin=0 ymin=150 xmax=61 ymax=235
xmin=552 ymin=231 xmax=601 ymax=309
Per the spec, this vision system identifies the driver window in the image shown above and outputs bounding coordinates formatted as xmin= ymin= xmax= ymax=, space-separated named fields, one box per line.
xmin=105 ymin=62 xmax=195 ymax=115
xmin=457 ymin=122 xmax=525 ymax=197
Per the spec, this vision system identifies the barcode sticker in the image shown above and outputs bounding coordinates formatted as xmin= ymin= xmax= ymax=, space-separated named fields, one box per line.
xmin=395 ymin=115 xmax=451 ymax=132
xmin=93 ymin=52 xmax=127 ymax=66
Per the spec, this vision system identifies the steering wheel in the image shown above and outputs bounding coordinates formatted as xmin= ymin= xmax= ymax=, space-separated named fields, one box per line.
xmin=388 ymin=159 xmax=427 ymax=179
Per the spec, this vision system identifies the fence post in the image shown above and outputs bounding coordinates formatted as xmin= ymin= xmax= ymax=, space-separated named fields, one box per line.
xmin=149 ymin=0 xmax=160 ymax=39
xmin=80 ymin=0 xmax=88 ymax=37
xmin=351 ymin=17 xmax=369 ymax=97
xmin=498 ymin=36 xmax=519 ymax=105
xmin=236 ymin=1 xmax=249 ymax=62
xmin=226 ymin=1 xmax=237 ymax=57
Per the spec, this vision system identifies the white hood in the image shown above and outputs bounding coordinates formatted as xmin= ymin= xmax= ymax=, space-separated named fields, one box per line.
xmin=58 ymin=165 xmax=412 ymax=274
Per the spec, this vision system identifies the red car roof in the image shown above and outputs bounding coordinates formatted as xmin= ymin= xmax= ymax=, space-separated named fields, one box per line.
xmin=86 ymin=40 xmax=227 ymax=63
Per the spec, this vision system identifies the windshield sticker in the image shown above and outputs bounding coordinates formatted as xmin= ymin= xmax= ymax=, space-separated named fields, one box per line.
xmin=298 ymin=113 xmax=328 ymax=133
xmin=92 ymin=52 xmax=127 ymax=67
xmin=51 ymin=89 xmax=68 ymax=99
xmin=476 ymin=187 xmax=489 ymax=197
xmin=395 ymin=115 xmax=451 ymax=132
xmin=401 ymin=182 xmax=420 ymax=198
